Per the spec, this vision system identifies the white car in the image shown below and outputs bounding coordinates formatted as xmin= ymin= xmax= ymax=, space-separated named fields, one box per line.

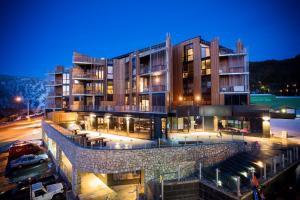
xmin=31 ymin=182 xmax=64 ymax=200
xmin=10 ymin=153 xmax=48 ymax=168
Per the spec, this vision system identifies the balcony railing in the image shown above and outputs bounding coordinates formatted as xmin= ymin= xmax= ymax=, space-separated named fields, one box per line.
xmin=220 ymin=85 xmax=248 ymax=93
xmin=140 ymin=65 xmax=150 ymax=74
xmin=140 ymin=87 xmax=150 ymax=93
xmin=46 ymin=104 xmax=62 ymax=109
xmin=72 ymin=72 xmax=104 ymax=80
xmin=151 ymin=85 xmax=166 ymax=92
xmin=151 ymin=64 xmax=166 ymax=72
xmin=72 ymin=88 xmax=103 ymax=95
xmin=73 ymin=53 xmax=105 ymax=64
xmin=219 ymin=67 xmax=248 ymax=74
xmin=69 ymin=105 xmax=167 ymax=113
xmin=48 ymin=91 xmax=63 ymax=97
xmin=46 ymin=80 xmax=63 ymax=86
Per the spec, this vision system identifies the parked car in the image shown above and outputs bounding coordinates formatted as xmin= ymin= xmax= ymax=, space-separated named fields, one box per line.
xmin=17 ymin=174 xmax=58 ymax=189
xmin=31 ymin=182 xmax=64 ymax=200
xmin=0 ymin=184 xmax=30 ymax=200
xmin=8 ymin=142 xmax=42 ymax=160
xmin=10 ymin=154 xmax=49 ymax=169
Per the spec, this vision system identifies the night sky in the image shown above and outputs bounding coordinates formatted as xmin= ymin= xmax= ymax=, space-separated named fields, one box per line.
xmin=1 ymin=0 xmax=300 ymax=77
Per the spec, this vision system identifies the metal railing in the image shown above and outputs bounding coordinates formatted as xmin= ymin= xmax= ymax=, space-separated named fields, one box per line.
xmin=72 ymin=72 xmax=104 ymax=80
xmin=69 ymin=105 xmax=167 ymax=113
xmin=151 ymin=64 xmax=166 ymax=72
xmin=42 ymin=121 xmax=247 ymax=151
xmin=219 ymin=66 xmax=247 ymax=74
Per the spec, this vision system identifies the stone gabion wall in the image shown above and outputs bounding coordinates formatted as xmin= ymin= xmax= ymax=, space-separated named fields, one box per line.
xmin=43 ymin=121 xmax=256 ymax=184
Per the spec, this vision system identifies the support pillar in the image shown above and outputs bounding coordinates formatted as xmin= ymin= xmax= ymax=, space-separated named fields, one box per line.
xmin=263 ymin=163 xmax=267 ymax=180
xmin=199 ymin=162 xmax=202 ymax=180
xmin=72 ymin=167 xmax=81 ymax=197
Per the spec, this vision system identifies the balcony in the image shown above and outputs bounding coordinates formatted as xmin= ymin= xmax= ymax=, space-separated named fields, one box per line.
xmin=46 ymin=80 xmax=63 ymax=86
xmin=73 ymin=53 xmax=105 ymax=65
xmin=220 ymin=86 xmax=249 ymax=93
xmin=69 ymin=104 xmax=167 ymax=113
xmin=151 ymin=85 xmax=166 ymax=92
xmin=219 ymin=67 xmax=248 ymax=75
xmin=72 ymin=88 xmax=103 ymax=95
xmin=151 ymin=64 xmax=166 ymax=72
xmin=47 ymin=91 xmax=63 ymax=97
xmin=140 ymin=65 xmax=150 ymax=75
xmin=48 ymin=66 xmax=65 ymax=74
xmin=46 ymin=103 xmax=62 ymax=109
xmin=72 ymin=72 xmax=104 ymax=80
xmin=140 ymin=87 xmax=150 ymax=93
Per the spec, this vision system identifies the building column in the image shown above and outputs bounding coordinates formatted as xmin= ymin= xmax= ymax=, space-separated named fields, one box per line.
xmin=213 ymin=116 xmax=219 ymax=132
xmin=262 ymin=119 xmax=270 ymax=137
xmin=154 ymin=116 xmax=162 ymax=139
xmin=72 ymin=166 xmax=81 ymax=197
xmin=55 ymin=144 xmax=62 ymax=172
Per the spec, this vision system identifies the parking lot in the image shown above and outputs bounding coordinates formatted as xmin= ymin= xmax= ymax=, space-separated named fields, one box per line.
xmin=0 ymin=119 xmax=68 ymax=200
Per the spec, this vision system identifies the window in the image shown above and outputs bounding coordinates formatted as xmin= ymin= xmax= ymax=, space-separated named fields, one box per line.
xmin=96 ymin=66 xmax=104 ymax=79
xmin=184 ymin=44 xmax=193 ymax=62
xmin=107 ymin=66 xmax=113 ymax=79
xmin=63 ymin=85 xmax=69 ymax=96
xmin=132 ymin=57 xmax=136 ymax=76
xmin=35 ymin=190 xmax=46 ymax=197
xmin=63 ymin=73 xmax=70 ymax=84
xmin=107 ymin=80 xmax=113 ymax=94
xmin=201 ymin=46 xmax=210 ymax=58
xmin=95 ymin=82 xmax=103 ymax=93
xmin=225 ymin=94 xmax=248 ymax=105
xmin=201 ymin=59 xmax=211 ymax=75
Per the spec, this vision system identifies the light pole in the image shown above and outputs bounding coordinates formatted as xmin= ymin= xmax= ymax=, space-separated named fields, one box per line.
xmin=15 ymin=96 xmax=30 ymax=120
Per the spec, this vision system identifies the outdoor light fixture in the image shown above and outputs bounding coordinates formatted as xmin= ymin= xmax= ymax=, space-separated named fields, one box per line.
xmin=90 ymin=113 xmax=96 ymax=118
xmin=196 ymin=96 xmax=201 ymax=101
xmin=179 ymin=96 xmax=183 ymax=101
xmin=15 ymin=96 xmax=22 ymax=102
xmin=262 ymin=116 xmax=270 ymax=121
xmin=254 ymin=161 xmax=263 ymax=168
xmin=281 ymin=108 xmax=287 ymax=113
xmin=155 ymin=77 xmax=160 ymax=83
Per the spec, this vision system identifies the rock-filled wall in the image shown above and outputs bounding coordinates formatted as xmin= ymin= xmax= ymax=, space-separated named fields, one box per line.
xmin=42 ymin=121 xmax=257 ymax=195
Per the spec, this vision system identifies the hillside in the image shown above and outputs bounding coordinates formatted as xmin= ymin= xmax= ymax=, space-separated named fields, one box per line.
xmin=249 ymin=55 xmax=300 ymax=95
xmin=0 ymin=74 xmax=47 ymax=118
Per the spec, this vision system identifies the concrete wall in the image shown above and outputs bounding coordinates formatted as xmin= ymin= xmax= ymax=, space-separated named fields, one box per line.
xmin=42 ymin=121 xmax=256 ymax=196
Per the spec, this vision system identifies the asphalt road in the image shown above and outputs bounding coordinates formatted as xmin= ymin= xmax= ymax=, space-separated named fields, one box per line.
xmin=0 ymin=118 xmax=42 ymax=152
xmin=0 ymin=118 xmax=50 ymax=193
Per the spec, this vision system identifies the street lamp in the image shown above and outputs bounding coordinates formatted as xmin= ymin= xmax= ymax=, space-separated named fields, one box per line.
xmin=15 ymin=96 xmax=30 ymax=120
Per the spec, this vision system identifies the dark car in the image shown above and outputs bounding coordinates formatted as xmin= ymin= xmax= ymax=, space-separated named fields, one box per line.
xmin=8 ymin=142 xmax=42 ymax=160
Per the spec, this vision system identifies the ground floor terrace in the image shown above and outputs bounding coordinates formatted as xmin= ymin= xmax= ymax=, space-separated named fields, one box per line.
xmin=46 ymin=105 xmax=271 ymax=142
xmin=42 ymin=120 xmax=258 ymax=200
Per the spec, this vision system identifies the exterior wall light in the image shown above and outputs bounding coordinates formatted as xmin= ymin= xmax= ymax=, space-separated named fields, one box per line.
xmin=179 ymin=96 xmax=183 ymax=101
xmin=155 ymin=77 xmax=160 ymax=83
xmin=262 ymin=116 xmax=270 ymax=121
xmin=90 ymin=113 xmax=96 ymax=118
xmin=281 ymin=108 xmax=287 ymax=113
xmin=196 ymin=96 xmax=201 ymax=101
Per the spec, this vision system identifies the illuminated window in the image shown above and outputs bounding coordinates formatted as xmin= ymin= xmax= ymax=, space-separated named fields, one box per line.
xmin=107 ymin=80 xmax=113 ymax=94
xmin=184 ymin=44 xmax=193 ymax=62
xmin=95 ymin=82 xmax=103 ymax=93
xmin=63 ymin=85 xmax=69 ymax=96
xmin=201 ymin=46 xmax=210 ymax=58
xmin=201 ymin=59 xmax=211 ymax=75
xmin=63 ymin=73 xmax=70 ymax=84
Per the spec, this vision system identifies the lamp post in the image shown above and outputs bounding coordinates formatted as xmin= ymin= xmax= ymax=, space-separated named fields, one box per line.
xmin=15 ymin=96 xmax=30 ymax=120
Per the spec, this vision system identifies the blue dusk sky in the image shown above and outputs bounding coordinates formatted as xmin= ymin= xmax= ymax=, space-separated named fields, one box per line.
xmin=0 ymin=0 xmax=300 ymax=77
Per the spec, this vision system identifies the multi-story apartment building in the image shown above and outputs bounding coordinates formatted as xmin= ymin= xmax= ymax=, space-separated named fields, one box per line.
xmin=46 ymin=66 xmax=70 ymax=111
xmin=46 ymin=34 xmax=270 ymax=139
